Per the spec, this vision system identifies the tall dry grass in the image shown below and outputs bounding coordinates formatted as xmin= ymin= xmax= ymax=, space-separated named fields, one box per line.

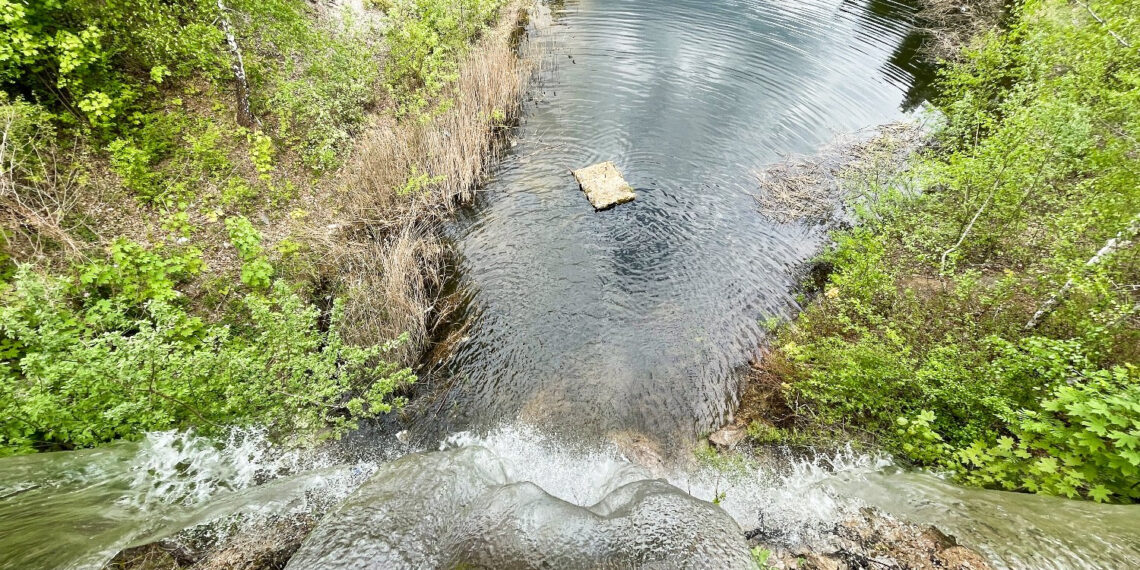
xmin=330 ymin=1 xmax=533 ymax=364
xmin=342 ymin=4 xmax=529 ymax=226
xmin=332 ymin=227 xmax=445 ymax=365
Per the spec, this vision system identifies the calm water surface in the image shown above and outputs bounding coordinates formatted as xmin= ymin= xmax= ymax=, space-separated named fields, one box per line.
xmin=434 ymin=0 xmax=931 ymax=443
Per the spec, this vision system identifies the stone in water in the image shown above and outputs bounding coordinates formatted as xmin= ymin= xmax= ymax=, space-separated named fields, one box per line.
xmin=572 ymin=161 xmax=636 ymax=210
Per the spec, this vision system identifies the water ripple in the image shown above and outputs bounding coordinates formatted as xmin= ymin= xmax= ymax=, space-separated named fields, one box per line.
xmin=430 ymin=0 xmax=930 ymax=444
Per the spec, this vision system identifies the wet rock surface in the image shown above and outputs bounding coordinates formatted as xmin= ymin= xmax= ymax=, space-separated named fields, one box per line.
xmin=105 ymin=516 xmax=316 ymax=570
xmin=288 ymin=446 xmax=755 ymax=569
xmin=749 ymin=507 xmax=992 ymax=570
xmin=572 ymin=161 xmax=636 ymax=210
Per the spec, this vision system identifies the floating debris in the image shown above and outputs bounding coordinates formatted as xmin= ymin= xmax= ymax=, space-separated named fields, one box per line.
xmin=572 ymin=161 xmax=636 ymax=210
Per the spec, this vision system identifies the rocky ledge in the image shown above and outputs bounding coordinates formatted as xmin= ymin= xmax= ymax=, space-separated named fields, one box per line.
xmin=748 ymin=507 xmax=991 ymax=570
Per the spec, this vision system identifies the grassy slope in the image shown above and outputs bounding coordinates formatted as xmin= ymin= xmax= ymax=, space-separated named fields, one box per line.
xmin=745 ymin=0 xmax=1139 ymax=503
xmin=0 ymin=0 xmax=525 ymax=454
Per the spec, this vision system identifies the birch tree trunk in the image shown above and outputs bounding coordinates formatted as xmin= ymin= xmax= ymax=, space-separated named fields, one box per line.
xmin=1025 ymin=213 xmax=1140 ymax=330
xmin=217 ymin=0 xmax=256 ymax=128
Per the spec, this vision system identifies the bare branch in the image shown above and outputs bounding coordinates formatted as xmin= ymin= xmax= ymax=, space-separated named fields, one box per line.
xmin=1073 ymin=0 xmax=1131 ymax=48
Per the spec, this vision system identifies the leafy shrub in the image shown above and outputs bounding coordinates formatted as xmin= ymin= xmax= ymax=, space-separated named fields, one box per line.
xmin=954 ymin=365 xmax=1140 ymax=503
xmin=0 ymin=0 xmax=224 ymax=131
xmin=78 ymin=239 xmax=204 ymax=304
xmin=225 ymin=216 xmax=274 ymax=290
xmin=385 ymin=0 xmax=505 ymax=116
xmin=768 ymin=0 xmax=1140 ymax=502
xmin=241 ymin=0 xmax=383 ymax=169
xmin=0 ymin=246 xmax=413 ymax=455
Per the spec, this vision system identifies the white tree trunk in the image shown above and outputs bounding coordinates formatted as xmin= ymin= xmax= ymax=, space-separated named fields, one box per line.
xmin=217 ymin=0 xmax=256 ymax=128
xmin=1025 ymin=213 xmax=1140 ymax=330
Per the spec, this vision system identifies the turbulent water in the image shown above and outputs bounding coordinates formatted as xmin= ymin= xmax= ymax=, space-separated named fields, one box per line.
xmin=431 ymin=0 xmax=934 ymax=443
xmin=4 ymin=427 xmax=1139 ymax=568
xmin=3 ymin=1 xmax=1139 ymax=569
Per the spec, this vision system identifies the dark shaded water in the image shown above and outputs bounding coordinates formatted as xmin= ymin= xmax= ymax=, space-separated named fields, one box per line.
xmin=433 ymin=0 xmax=933 ymax=443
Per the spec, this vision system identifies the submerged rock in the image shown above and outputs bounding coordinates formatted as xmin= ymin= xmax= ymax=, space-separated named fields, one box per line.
xmin=750 ymin=507 xmax=992 ymax=570
xmin=572 ymin=161 xmax=636 ymax=210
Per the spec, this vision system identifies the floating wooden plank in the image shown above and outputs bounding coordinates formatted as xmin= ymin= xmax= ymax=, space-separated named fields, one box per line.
xmin=572 ymin=161 xmax=636 ymax=210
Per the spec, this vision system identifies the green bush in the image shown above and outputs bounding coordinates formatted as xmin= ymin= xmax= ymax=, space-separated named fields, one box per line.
xmin=904 ymin=365 xmax=1140 ymax=503
xmin=0 ymin=243 xmax=413 ymax=456
xmin=225 ymin=215 xmax=274 ymax=290
xmin=772 ymin=0 xmax=1140 ymax=502
xmin=385 ymin=0 xmax=505 ymax=116
xmin=0 ymin=0 xmax=223 ymax=131
xmin=241 ymin=0 xmax=383 ymax=169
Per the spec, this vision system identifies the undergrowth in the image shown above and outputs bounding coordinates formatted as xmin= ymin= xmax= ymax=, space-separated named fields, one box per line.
xmin=752 ymin=0 xmax=1140 ymax=503
xmin=0 ymin=0 xmax=517 ymax=454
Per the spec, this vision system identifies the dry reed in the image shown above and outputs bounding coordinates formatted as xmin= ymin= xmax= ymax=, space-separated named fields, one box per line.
xmin=331 ymin=0 xmax=534 ymax=363
xmin=754 ymin=122 xmax=927 ymax=227
xmin=917 ymin=0 xmax=1006 ymax=60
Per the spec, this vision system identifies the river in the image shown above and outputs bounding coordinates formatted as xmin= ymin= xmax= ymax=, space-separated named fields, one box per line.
xmin=2 ymin=1 xmax=1138 ymax=569
xmin=428 ymin=0 xmax=933 ymax=444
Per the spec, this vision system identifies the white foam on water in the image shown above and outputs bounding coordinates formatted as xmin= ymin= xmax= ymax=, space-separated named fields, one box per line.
xmin=442 ymin=424 xmax=654 ymax=506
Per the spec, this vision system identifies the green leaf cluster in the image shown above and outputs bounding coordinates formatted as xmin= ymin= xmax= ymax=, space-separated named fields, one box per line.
xmin=225 ymin=215 xmax=274 ymax=290
xmin=384 ymin=0 xmax=505 ymax=117
xmin=0 ymin=241 xmax=413 ymax=456
xmin=772 ymin=0 xmax=1139 ymax=503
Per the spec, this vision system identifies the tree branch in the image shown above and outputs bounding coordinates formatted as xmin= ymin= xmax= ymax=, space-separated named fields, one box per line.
xmin=940 ymin=165 xmax=1007 ymax=273
xmin=1073 ymin=0 xmax=1131 ymax=48
xmin=1025 ymin=213 xmax=1140 ymax=330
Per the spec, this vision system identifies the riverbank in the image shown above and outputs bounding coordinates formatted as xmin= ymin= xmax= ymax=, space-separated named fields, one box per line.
xmin=735 ymin=0 xmax=1139 ymax=504
xmin=0 ymin=0 xmax=533 ymax=455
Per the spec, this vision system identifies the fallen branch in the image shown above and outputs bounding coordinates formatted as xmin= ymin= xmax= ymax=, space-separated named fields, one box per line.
xmin=1072 ymin=0 xmax=1131 ymax=48
xmin=940 ymin=165 xmax=1007 ymax=273
xmin=1025 ymin=213 xmax=1140 ymax=330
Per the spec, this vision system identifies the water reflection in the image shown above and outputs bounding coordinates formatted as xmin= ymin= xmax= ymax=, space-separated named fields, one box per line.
xmin=427 ymin=0 xmax=934 ymax=445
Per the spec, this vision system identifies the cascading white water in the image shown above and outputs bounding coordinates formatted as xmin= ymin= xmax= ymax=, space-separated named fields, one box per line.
xmin=0 ymin=429 xmax=390 ymax=569
xmin=2 ymin=424 xmax=1139 ymax=568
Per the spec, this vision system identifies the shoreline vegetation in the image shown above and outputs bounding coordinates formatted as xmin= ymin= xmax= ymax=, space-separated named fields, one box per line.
xmin=0 ymin=0 xmax=533 ymax=455
xmin=736 ymin=0 xmax=1139 ymax=506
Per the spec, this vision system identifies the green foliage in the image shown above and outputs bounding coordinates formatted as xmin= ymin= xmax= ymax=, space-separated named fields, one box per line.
xmin=751 ymin=547 xmax=774 ymax=569
xmin=0 ymin=0 xmax=223 ymax=130
xmin=0 ymin=247 xmax=413 ymax=455
xmin=78 ymin=238 xmax=203 ymax=304
xmin=385 ymin=0 xmax=505 ymax=116
xmin=771 ymin=0 xmax=1140 ymax=502
xmin=240 ymin=0 xmax=382 ymax=169
xmin=225 ymin=216 xmax=274 ymax=290
xmin=952 ymin=365 xmax=1140 ymax=503
xmin=398 ymin=166 xmax=445 ymax=196
xmin=248 ymin=131 xmax=275 ymax=181
xmin=746 ymin=421 xmax=783 ymax=444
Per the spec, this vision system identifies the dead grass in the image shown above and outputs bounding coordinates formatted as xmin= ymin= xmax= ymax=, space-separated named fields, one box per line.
xmin=917 ymin=0 xmax=1007 ymax=60
xmin=753 ymin=122 xmax=928 ymax=227
xmin=329 ymin=0 xmax=533 ymax=360
xmin=341 ymin=3 xmax=530 ymax=227
xmin=332 ymin=226 xmax=446 ymax=364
